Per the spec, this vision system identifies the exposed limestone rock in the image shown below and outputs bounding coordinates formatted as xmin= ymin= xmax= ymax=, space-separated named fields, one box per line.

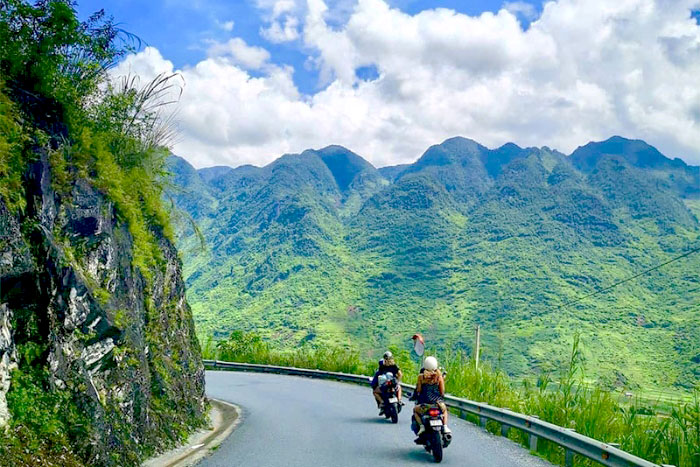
xmin=64 ymin=287 xmax=91 ymax=332
xmin=81 ymin=337 xmax=115 ymax=368
xmin=0 ymin=156 xmax=206 ymax=464
xmin=0 ymin=199 xmax=27 ymax=428
xmin=0 ymin=305 xmax=17 ymax=426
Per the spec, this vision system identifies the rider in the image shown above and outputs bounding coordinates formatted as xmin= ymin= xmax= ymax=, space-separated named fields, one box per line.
xmin=371 ymin=351 xmax=403 ymax=414
xmin=413 ymin=356 xmax=448 ymax=437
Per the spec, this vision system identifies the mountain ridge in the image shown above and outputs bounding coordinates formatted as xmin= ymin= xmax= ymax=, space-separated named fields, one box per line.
xmin=170 ymin=135 xmax=700 ymax=391
xmin=181 ymin=135 xmax=700 ymax=183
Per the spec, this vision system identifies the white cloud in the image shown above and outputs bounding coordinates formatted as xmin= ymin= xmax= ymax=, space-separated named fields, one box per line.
xmin=206 ymin=38 xmax=271 ymax=70
xmin=258 ymin=0 xmax=302 ymax=42
xmin=114 ymin=0 xmax=700 ymax=168
xmin=260 ymin=15 xmax=300 ymax=42
xmin=503 ymin=1 xmax=539 ymax=21
xmin=217 ymin=20 xmax=235 ymax=31
xmin=111 ymin=46 xmax=175 ymax=81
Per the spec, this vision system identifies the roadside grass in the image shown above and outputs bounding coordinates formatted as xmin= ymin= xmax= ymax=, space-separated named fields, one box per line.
xmin=203 ymin=331 xmax=376 ymax=376
xmin=205 ymin=331 xmax=700 ymax=467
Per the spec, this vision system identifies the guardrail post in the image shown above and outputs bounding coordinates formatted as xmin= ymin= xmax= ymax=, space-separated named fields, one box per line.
xmin=479 ymin=416 xmax=488 ymax=428
xmin=528 ymin=416 xmax=539 ymax=452
xmin=529 ymin=433 xmax=538 ymax=452
xmin=565 ymin=449 xmax=574 ymax=466
xmin=500 ymin=424 xmax=509 ymax=437
xmin=565 ymin=429 xmax=576 ymax=466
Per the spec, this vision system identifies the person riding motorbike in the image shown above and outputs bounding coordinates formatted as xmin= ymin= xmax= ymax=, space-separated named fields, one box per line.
xmin=412 ymin=356 xmax=449 ymax=438
xmin=371 ymin=351 xmax=403 ymax=414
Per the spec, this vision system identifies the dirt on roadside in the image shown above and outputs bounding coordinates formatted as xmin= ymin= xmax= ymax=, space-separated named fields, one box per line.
xmin=143 ymin=399 xmax=241 ymax=467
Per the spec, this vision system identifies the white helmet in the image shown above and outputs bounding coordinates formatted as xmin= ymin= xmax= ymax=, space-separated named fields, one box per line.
xmin=424 ymin=356 xmax=438 ymax=371
xmin=383 ymin=351 xmax=393 ymax=360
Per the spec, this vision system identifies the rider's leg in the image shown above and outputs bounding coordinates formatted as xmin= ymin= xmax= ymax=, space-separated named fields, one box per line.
xmin=397 ymin=385 xmax=403 ymax=402
xmin=414 ymin=404 xmax=426 ymax=435
xmin=373 ymin=386 xmax=383 ymax=407
xmin=438 ymin=401 xmax=448 ymax=425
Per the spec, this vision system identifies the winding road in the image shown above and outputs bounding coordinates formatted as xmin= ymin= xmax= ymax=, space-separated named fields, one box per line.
xmin=199 ymin=371 xmax=555 ymax=466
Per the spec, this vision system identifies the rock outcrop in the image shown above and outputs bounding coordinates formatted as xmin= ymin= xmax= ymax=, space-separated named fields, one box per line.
xmin=0 ymin=197 xmax=26 ymax=427
xmin=0 ymin=304 xmax=17 ymax=426
xmin=0 ymin=154 xmax=206 ymax=465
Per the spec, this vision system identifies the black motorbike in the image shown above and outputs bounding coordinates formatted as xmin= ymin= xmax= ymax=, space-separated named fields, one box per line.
xmin=411 ymin=368 xmax=451 ymax=463
xmin=413 ymin=404 xmax=452 ymax=463
xmin=377 ymin=372 xmax=401 ymax=423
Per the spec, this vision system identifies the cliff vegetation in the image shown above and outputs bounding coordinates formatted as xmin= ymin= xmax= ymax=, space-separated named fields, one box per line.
xmin=0 ymin=1 xmax=207 ymax=465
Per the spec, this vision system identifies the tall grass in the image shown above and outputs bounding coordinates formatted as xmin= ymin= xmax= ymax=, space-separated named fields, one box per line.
xmin=204 ymin=332 xmax=376 ymax=376
xmin=207 ymin=331 xmax=699 ymax=467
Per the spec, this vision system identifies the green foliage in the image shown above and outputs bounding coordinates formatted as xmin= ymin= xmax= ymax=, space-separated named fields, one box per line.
xmin=89 ymin=73 xmax=182 ymax=166
xmin=141 ymin=295 xmax=208 ymax=459
xmin=0 ymin=358 xmax=91 ymax=467
xmin=0 ymin=1 xmax=174 ymax=281
xmin=78 ymin=127 xmax=167 ymax=279
xmin=0 ymin=85 xmax=29 ymax=212
xmin=0 ymin=0 xmax=129 ymax=126
xmin=212 ymin=330 xmax=377 ymax=376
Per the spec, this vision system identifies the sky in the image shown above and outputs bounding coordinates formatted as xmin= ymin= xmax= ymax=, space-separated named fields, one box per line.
xmin=77 ymin=0 xmax=700 ymax=168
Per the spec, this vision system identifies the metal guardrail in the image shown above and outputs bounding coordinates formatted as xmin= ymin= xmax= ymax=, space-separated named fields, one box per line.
xmin=204 ymin=360 xmax=667 ymax=467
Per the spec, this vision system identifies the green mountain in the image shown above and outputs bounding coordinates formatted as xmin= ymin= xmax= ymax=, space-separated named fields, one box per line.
xmin=171 ymin=136 xmax=700 ymax=390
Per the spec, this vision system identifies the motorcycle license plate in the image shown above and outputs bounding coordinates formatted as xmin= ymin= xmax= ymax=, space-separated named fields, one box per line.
xmin=388 ymin=397 xmax=398 ymax=403
xmin=429 ymin=419 xmax=443 ymax=427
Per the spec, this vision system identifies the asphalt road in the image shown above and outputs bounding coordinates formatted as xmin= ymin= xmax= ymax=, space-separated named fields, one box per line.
xmin=199 ymin=371 xmax=555 ymax=467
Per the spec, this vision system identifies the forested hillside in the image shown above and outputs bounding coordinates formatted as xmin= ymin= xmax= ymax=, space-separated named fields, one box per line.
xmin=172 ymin=136 xmax=700 ymax=391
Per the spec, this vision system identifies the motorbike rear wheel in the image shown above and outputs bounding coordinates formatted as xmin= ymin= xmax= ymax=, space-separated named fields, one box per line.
xmin=389 ymin=403 xmax=398 ymax=423
xmin=430 ymin=431 xmax=443 ymax=463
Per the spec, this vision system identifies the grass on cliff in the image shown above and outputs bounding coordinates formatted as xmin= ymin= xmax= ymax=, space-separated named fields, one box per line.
xmin=206 ymin=331 xmax=700 ymax=467
xmin=0 ymin=0 xmax=176 ymax=281
xmin=0 ymin=343 xmax=89 ymax=467
xmin=0 ymin=89 xmax=30 ymax=213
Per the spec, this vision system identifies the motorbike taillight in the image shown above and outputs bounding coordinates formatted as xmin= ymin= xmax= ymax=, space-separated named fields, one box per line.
xmin=428 ymin=408 xmax=441 ymax=417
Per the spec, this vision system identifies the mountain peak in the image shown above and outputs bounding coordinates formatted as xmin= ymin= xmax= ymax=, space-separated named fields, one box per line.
xmin=440 ymin=136 xmax=487 ymax=152
xmin=198 ymin=165 xmax=236 ymax=183
xmin=316 ymin=145 xmax=373 ymax=165
xmin=314 ymin=145 xmax=378 ymax=191
xmin=498 ymin=142 xmax=523 ymax=151
xmin=411 ymin=137 xmax=488 ymax=170
xmin=570 ymin=136 xmax=682 ymax=171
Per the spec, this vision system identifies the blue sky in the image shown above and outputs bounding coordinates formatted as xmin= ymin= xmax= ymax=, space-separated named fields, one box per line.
xmin=91 ymin=1 xmax=700 ymax=168
xmin=77 ymin=1 xmax=542 ymax=95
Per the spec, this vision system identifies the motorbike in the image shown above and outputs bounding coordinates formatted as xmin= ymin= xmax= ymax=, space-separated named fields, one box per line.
xmin=410 ymin=368 xmax=451 ymax=463
xmin=377 ymin=372 xmax=401 ymax=423
xmin=412 ymin=404 xmax=452 ymax=463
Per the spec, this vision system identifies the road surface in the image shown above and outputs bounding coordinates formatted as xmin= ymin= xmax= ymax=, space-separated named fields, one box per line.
xmin=199 ymin=370 xmax=555 ymax=466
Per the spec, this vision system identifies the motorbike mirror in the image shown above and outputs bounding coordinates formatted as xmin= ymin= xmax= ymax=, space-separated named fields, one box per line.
xmin=412 ymin=334 xmax=425 ymax=357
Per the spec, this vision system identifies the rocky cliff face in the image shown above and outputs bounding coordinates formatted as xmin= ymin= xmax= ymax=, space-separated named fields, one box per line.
xmin=0 ymin=154 xmax=206 ymax=465
xmin=0 ymin=196 xmax=26 ymax=427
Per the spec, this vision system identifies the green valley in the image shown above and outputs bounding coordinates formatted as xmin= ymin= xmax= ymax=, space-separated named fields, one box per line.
xmin=170 ymin=136 xmax=700 ymax=392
